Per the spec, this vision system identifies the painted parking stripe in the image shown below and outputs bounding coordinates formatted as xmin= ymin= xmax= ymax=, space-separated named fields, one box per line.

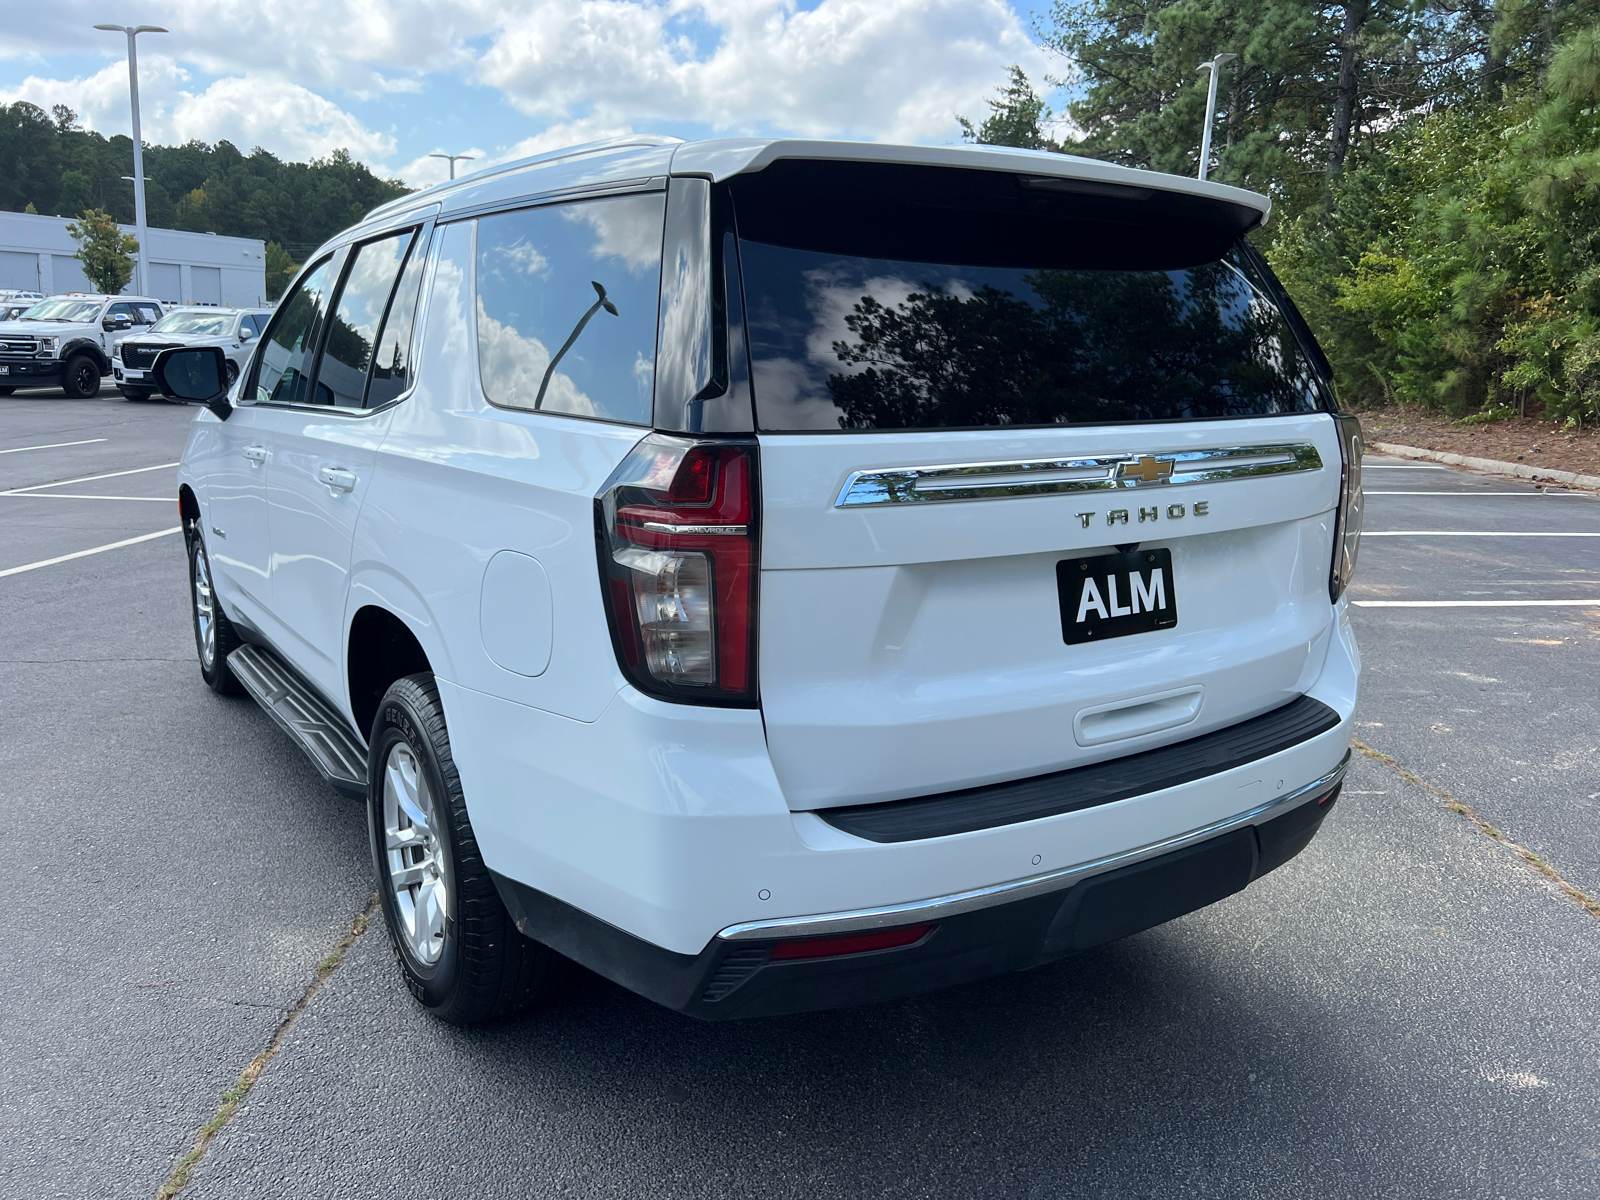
xmin=0 ymin=438 xmax=109 ymax=455
xmin=1363 ymin=531 xmax=1600 ymax=537
xmin=1353 ymin=599 xmax=1600 ymax=607
xmin=0 ymin=493 xmax=172 ymax=502
xmin=0 ymin=527 xmax=184 ymax=579
xmin=0 ymin=461 xmax=180 ymax=496
xmin=1365 ymin=491 xmax=1589 ymax=496
xmin=1364 ymin=465 xmax=1450 ymax=469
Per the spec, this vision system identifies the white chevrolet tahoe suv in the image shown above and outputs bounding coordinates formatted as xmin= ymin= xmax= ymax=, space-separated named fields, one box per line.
xmin=163 ymin=138 xmax=1362 ymax=1026
xmin=0 ymin=293 xmax=164 ymax=397
xmin=116 ymin=307 xmax=273 ymax=401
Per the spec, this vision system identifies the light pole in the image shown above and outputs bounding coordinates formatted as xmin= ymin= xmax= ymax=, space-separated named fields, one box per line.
xmin=95 ymin=23 xmax=167 ymax=297
xmin=1195 ymin=52 xmax=1237 ymax=182
xmin=428 ymin=152 xmax=475 ymax=181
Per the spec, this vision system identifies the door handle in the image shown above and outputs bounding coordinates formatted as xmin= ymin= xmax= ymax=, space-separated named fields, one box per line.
xmin=243 ymin=445 xmax=268 ymax=464
xmin=318 ymin=466 xmax=358 ymax=493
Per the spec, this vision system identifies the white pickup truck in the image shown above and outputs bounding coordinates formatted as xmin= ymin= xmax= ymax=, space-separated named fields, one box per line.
xmin=0 ymin=293 xmax=165 ymax=397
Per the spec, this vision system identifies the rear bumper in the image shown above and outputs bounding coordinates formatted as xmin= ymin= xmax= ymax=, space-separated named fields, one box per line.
xmin=491 ymin=766 xmax=1343 ymax=1020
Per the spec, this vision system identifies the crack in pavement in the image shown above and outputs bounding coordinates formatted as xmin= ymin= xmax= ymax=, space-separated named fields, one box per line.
xmin=155 ymin=895 xmax=380 ymax=1199
xmin=1352 ymin=738 xmax=1600 ymax=922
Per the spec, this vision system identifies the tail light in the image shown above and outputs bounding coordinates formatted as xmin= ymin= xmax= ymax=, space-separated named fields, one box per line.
xmin=596 ymin=433 xmax=759 ymax=705
xmin=1329 ymin=413 xmax=1364 ymax=602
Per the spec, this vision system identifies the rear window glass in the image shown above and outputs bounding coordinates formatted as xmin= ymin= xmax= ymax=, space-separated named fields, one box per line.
xmin=475 ymin=193 xmax=665 ymax=424
xmin=739 ymin=243 xmax=1326 ymax=432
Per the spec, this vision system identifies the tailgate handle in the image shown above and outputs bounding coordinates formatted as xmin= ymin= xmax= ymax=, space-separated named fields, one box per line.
xmin=1074 ymin=686 xmax=1203 ymax=748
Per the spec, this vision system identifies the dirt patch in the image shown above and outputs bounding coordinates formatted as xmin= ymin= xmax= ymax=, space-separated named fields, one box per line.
xmin=1357 ymin=405 xmax=1600 ymax=479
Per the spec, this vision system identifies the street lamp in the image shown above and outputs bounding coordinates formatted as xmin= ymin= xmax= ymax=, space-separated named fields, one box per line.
xmin=428 ymin=152 xmax=475 ymax=181
xmin=1195 ymin=52 xmax=1237 ymax=182
xmin=95 ymin=23 xmax=167 ymax=297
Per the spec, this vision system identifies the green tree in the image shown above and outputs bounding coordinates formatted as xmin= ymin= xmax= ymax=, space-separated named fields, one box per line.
xmin=958 ymin=66 xmax=1059 ymax=149
xmin=65 ymin=208 xmax=139 ymax=295
xmin=264 ymin=242 xmax=301 ymax=301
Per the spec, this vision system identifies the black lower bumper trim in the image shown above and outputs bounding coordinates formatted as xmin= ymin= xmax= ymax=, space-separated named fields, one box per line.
xmin=491 ymin=779 xmax=1341 ymax=1022
xmin=816 ymin=694 xmax=1342 ymax=843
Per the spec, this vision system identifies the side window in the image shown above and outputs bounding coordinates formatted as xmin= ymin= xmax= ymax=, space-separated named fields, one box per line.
xmin=364 ymin=229 xmax=430 ymax=408
xmin=134 ymin=303 xmax=160 ymax=325
xmin=251 ymin=256 xmax=336 ymax=405
xmin=312 ymin=230 xmax=415 ymax=408
xmin=475 ymin=192 xmax=665 ymax=423
xmin=107 ymin=302 xmax=134 ymax=323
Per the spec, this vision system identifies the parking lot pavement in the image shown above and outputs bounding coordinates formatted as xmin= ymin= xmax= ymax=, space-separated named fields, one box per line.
xmin=3 ymin=414 xmax=1597 ymax=1198
xmin=1349 ymin=457 xmax=1600 ymax=896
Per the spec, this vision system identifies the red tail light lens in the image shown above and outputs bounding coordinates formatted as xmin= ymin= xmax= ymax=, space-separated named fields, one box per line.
xmin=1329 ymin=413 xmax=1364 ymax=602
xmin=768 ymin=923 xmax=933 ymax=961
xmin=597 ymin=434 xmax=759 ymax=705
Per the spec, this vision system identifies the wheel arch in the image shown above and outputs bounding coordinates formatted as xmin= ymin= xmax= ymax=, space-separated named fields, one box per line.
xmin=347 ymin=605 xmax=435 ymax=742
xmin=61 ymin=338 xmax=109 ymax=372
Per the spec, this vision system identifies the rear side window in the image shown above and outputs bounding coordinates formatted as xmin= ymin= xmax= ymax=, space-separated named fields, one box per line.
xmin=364 ymin=230 xmax=430 ymax=408
xmin=253 ymin=256 xmax=335 ymax=405
xmin=475 ymin=193 xmax=665 ymax=424
xmin=314 ymin=229 xmax=416 ymax=407
xmin=732 ymin=161 xmax=1325 ymax=432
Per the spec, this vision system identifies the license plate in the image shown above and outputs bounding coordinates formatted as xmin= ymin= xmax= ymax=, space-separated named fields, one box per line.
xmin=1057 ymin=548 xmax=1178 ymax=645
xmin=0 ymin=365 xmax=8 ymax=374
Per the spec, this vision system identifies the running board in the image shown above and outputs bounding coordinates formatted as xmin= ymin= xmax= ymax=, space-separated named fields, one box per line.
xmin=227 ymin=645 xmax=367 ymax=796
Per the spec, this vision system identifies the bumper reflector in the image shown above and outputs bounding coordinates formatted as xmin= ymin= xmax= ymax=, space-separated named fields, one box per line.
xmin=768 ymin=923 xmax=933 ymax=961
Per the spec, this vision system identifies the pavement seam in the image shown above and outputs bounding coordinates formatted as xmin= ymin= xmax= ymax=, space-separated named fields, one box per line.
xmin=1351 ymin=738 xmax=1600 ymax=922
xmin=1370 ymin=441 xmax=1600 ymax=491
xmin=154 ymin=894 xmax=380 ymax=1200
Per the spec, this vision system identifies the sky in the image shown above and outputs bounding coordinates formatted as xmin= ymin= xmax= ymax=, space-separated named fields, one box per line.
xmin=2 ymin=1 xmax=1066 ymax=189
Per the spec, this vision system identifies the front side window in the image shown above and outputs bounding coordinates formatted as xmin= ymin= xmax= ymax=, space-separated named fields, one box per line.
xmin=107 ymin=303 xmax=134 ymax=322
xmin=252 ymin=257 xmax=335 ymax=405
xmin=314 ymin=230 xmax=415 ymax=408
xmin=475 ymin=192 xmax=665 ymax=424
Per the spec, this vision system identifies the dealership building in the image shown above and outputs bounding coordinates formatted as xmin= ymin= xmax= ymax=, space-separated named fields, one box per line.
xmin=0 ymin=210 xmax=267 ymax=306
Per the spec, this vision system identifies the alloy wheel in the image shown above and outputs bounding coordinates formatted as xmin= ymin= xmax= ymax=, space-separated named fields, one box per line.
xmin=383 ymin=743 xmax=448 ymax=965
xmin=72 ymin=360 xmax=98 ymax=395
xmin=192 ymin=544 xmax=216 ymax=670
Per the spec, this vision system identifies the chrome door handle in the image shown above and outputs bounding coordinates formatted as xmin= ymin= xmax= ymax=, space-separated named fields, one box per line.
xmin=318 ymin=466 xmax=358 ymax=493
xmin=243 ymin=445 xmax=268 ymax=464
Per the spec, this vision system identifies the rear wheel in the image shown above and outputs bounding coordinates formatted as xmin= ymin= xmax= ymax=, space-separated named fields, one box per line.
xmin=188 ymin=531 xmax=243 ymax=694
xmin=225 ymin=360 xmax=239 ymax=387
xmin=60 ymin=354 xmax=101 ymax=399
xmin=369 ymin=674 xmax=568 ymax=1025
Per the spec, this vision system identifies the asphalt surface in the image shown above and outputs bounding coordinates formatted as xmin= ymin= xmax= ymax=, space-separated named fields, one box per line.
xmin=3 ymin=389 xmax=1597 ymax=1198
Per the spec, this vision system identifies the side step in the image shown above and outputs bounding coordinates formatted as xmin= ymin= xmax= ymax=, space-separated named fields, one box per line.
xmin=228 ymin=645 xmax=368 ymax=796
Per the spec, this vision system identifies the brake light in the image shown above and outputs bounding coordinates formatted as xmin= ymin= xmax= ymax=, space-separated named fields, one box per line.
xmin=1329 ymin=413 xmax=1364 ymax=602
xmin=596 ymin=433 xmax=759 ymax=705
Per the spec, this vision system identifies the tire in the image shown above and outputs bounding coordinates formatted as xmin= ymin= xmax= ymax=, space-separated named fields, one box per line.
xmin=369 ymin=674 xmax=568 ymax=1025
xmin=224 ymin=360 xmax=240 ymax=387
xmin=188 ymin=530 xmax=243 ymax=695
xmin=60 ymin=354 xmax=101 ymax=399
xmin=120 ymin=387 xmax=154 ymax=402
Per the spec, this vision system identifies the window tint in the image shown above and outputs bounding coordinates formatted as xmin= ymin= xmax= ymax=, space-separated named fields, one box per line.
xmin=107 ymin=302 xmax=134 ymax=320
xmin=364 ymin=229 xmax=430 ymax=408
xmin=740 ymin=242 xmax=1324 ymax=431
xmin=134 ymin=303 xmax=160 ymax=324
xmin=313 ymin=231 xmax=415 ymax=408
xmin=253 ymin=257 xmax=335 ymax=405
xmin=243 ymin=314 xmax=265 ymax=337
xmin=475 ymin=193 xmax=664 ymax=424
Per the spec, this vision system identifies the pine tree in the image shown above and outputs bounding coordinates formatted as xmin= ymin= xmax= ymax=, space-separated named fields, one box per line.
xmin=957 ymin=66 xmax=1059 ymax=150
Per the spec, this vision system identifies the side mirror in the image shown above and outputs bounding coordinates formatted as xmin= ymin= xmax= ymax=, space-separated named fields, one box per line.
xmin=105 ymin=314 xmax=132 ymax=331
xmin=239 ymin=326 xmax=256 ymax=341
xmin=153 ymin=345 xmax=233 ymax=420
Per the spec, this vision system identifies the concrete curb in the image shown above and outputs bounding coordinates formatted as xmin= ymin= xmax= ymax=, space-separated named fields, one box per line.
xmin=1371 ymin=441 xmax=1600 ymax=492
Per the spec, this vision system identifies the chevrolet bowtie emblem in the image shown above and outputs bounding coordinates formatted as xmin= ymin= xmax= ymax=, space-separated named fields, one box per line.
xmin=1119 ymin=455 xmax=1176 ymax=484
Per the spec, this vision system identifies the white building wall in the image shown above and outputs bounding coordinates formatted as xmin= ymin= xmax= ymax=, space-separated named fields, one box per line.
xmin=0 ymin=210 xmax=267 ymax=306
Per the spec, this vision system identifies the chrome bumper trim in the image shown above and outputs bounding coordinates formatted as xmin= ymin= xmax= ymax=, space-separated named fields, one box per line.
xmin=833 ymin=443 xmax=1323 ymax=508
xmin=717 ymin=749 xmax=1350 ymax=942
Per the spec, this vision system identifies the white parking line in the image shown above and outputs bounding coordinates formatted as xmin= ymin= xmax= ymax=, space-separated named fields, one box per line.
xmin=1366 ymin=491 xmax=1588 ymax=496
xmin=1365 ymin=465 xmax=1450 ymax=469
xmin=0 ymin=493 xmax=172 ymax=502
xmin=0 ymin=461 xmax=180 ymax=496
xmin=0 ymin=527 xmax=183 ymax=579
xmin=0 ymin=438 xmax=109 ymax=455
xmin=1363 ymin=531 xmax=1600 ymax=537
xmin=1353 ymin=599 xmax=1600 ymax=607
